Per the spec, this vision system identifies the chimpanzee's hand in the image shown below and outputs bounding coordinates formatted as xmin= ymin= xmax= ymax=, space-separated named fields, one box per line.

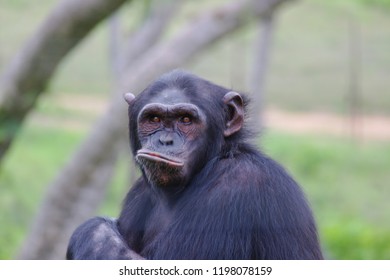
xmin=66 ymin=217 xmax=144 ymax=260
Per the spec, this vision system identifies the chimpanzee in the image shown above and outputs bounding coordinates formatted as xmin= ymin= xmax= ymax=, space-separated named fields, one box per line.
xmin=66 ymin=70 xmax=323 ymax=260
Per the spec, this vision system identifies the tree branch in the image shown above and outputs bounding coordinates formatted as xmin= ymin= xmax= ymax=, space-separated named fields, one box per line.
xmin=18 ymin=0 xmax=292 ymax=259
xmin=17 ymin=0 xmax=182 ymax=260
xmin=120 ymin=0 xmax=183 ymax=71
xmin=0 ymin=0 xmax=129 ymax=163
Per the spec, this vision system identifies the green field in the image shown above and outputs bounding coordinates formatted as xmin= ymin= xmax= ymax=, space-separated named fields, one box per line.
xmin=262 ymin=132 xmax=390 ymax=259
xmin=1 ymin=121 xmax=389 ymax=259
xmin=1 ymin=0 xmax=390 ymax=259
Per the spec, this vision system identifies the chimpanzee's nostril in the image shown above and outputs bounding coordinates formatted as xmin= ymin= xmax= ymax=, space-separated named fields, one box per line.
xmin=159 ymin=133 xmax=174 ymax=146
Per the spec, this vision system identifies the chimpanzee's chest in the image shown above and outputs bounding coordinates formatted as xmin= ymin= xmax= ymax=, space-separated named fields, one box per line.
xmin=138 ymin=195 xmax=218 ymax=259
xmin=142 ymin=202 xmax=173 ymax=245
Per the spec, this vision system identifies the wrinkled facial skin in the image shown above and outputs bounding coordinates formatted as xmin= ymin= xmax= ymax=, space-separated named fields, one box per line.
xmin=126 ymin=83 xmax=244 ymax=190
xmin=135 ymin=89 xmax=207 ymax=189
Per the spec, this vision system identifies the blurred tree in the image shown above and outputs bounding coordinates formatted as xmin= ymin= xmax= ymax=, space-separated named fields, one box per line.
xmin=9 ymin=0 xmax=294 ymax=259
xmin=249 ymin=12 xmax=276 ymax=129
xmin=18 ymin=0 xmax=182 ymax=259
xmin=0 ymin=0 xmax=129 ymax=164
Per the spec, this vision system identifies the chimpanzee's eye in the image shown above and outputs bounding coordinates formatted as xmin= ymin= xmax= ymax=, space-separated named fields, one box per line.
xmin=150 ymin=116 xmax=161 ymax=123
xmin=180 ymin=116 xmax=192 ymax=124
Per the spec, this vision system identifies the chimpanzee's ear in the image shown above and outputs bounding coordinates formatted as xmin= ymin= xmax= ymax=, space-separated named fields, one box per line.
xmin=124 ymin=93 xmax=135 ymax=105
xmin=222 ymin=91 xmax=244 ymax=137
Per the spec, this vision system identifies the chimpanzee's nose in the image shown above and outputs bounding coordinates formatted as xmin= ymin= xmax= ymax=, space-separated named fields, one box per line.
xmin=159 ymin=133 xmax=174 ymax=146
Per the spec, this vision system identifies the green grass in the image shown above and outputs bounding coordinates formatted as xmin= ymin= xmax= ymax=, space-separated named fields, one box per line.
xmin=0 ymin=124 xmax=83 ymax=259
xmin=1 ymin=0 xmax=390 ymax=260
xmin=261 ymin=131 xmax=390 ymax=259
xmin=0 ymin=122 xmax=389 ymax=259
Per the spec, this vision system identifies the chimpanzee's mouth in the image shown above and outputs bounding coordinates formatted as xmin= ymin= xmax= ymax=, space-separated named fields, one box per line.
xmin=136 ymin=149 xmax=184 ymax=167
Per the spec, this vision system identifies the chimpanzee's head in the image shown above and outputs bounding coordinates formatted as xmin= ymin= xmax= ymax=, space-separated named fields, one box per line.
xmin=124 ymin=70 xmax=245 ymax=189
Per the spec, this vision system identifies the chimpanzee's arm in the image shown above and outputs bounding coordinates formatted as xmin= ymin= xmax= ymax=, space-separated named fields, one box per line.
xmin=66 ymin=217 xmax=144 ymax=260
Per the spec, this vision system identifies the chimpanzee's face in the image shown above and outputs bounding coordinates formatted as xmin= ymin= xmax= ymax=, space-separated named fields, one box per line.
xmin=124 ymin=72 xmax=244 ymax=190
xmin=134 ymin=88 xmax=207 ymax=188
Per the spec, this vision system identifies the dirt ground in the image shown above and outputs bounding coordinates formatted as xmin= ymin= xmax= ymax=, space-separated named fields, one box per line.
xmin=32 ymin=94 xmax=390 ymax=142
xmin=264 ymin=108 xmax=390 ymax=141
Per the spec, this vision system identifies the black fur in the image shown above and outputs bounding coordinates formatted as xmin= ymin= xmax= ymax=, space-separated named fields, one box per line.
xmin=67 ymin=70 xmax=323 ymax=260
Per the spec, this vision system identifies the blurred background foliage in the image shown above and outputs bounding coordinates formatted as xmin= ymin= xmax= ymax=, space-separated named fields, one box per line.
xmin=0 ymin=0 xmax=389 ymax=259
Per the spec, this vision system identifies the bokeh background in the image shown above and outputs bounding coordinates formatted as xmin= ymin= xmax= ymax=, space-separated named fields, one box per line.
xmin=0 ymin=0 xmax=389 ymax=259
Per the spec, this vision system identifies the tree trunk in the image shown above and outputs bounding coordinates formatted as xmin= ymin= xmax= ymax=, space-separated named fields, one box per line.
xmin=347 ymin=16 xmax=362 ymax=141
xmin=249 ymin=13 xmax=276 ymax=129
xmin=18 ymin=0 xmax=183 ymax=260
xmin=18 ymin=0 xmax=292 ymax=259
xmin=0 ymin=0 xmax=129 ymax=164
